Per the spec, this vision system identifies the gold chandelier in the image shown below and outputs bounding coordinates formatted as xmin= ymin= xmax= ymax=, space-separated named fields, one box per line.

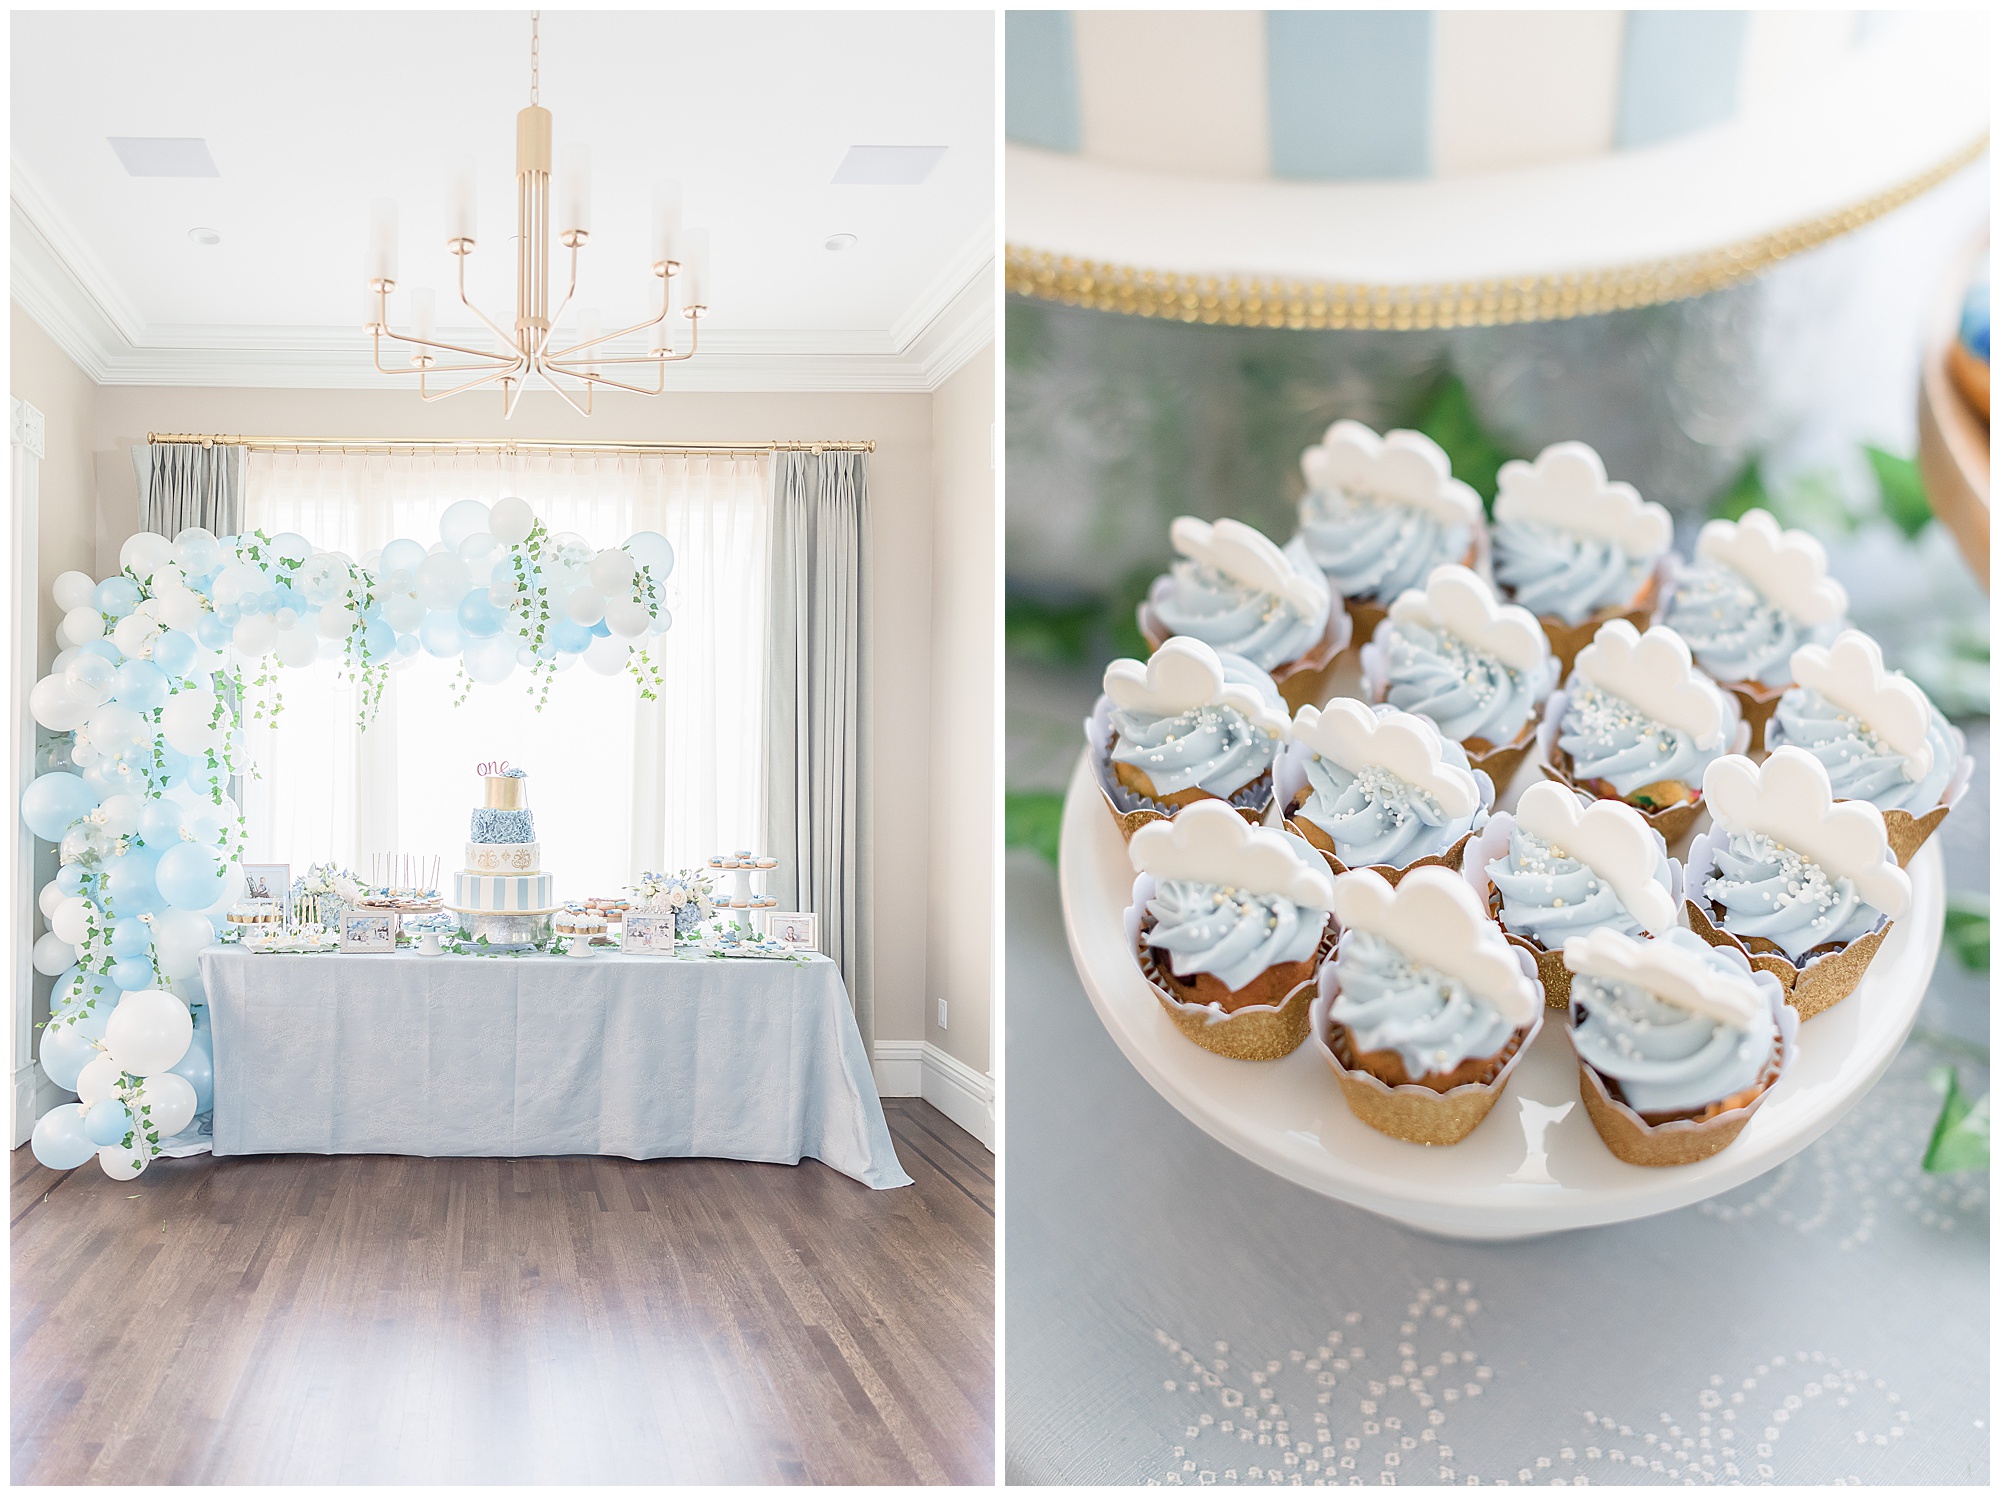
xmin=359 ymin=11 xmax=709 ymax=416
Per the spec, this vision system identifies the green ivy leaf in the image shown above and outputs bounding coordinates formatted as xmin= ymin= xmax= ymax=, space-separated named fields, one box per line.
xmin=1945 ymin=894 xmax=1990 ymax=972
xmin=1864 ymin=445 xmax=1933 ymax=540
xmin=1710 ymin=459 xmax=1769 ymax=523
xmin=1410 ymin=374 xmax=1516 ymax=514
xmin=1005 ymin=790 xmax=1065 ymax=866
xmin=1923 ymin=1066 xmax=1991 ymax=1173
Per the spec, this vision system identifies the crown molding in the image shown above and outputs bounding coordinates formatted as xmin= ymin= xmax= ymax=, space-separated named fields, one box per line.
xmin=11 ymin=181 xmax=994 ymax=394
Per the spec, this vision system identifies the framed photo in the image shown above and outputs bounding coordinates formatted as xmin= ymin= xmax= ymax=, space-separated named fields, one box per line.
xmin=760 ymin=911 xmax=818 ymax=951
xmin=339 ymin=909 xmax=398 ymax=954
xmin=242 ymin=862 xmax=290 ymax=920
xmin=621 ymin=912 xmax=676 ymax=955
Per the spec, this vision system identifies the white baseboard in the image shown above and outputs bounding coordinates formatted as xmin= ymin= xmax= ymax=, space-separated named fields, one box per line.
xmin=872 ymin=1039 xmax=994 ymax=1150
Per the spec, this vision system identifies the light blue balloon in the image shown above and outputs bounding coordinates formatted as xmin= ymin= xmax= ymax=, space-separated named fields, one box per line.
xmin=38 ymin=1022 xmax=97 ymax=1092
xmin=108 ymin=918 xmax=152 ymax=959
xmin=21 ymin=772 xmax=100 ymax=841
xmin=170 ymin=1021 xmax=214 ymax=1113
xmin=53 ymin=974 xmax=114 ymax=1036
xmin=31 ymin=1104 xmax=98 ymax=1171
xmin=394 ymin=632 xmax=421 ymax=658
xmin=418 ymin=610 xmax=464 ymax=658
xmin=624 ymin=531 xmax=675 ymax=580
xmin=110 ymin=957 xmax=154 ymax=991
xmin=357 ymin=616 xmax=395 ymax=660
xmin=181 ymin=760 xmax=229 ymax=801
xmin=101 ymin=851 xmax=162 ymax=914
xmin=145 ymin=746 xmax=191 ymax=795
xmin=381 ymin=538 xmax=428 ymax=575
xmin=650 ymin=610 xmax=673 ymax=635
xmin=113 ymin=659 xmax=169 ymax=712
xmin=157 ymin=841 xmax=225 ymax=910
xmin=80 ymin=638 xmax=123 ymax=665
xmin=152 ymin=629 xmax=199 ymax=677
xmin=55 ymin=863 xmax=86 ymax=896
xmin=457 ymin=592 xmax=504 ymax=639
xmin=196 ymin=613 xmax=232 ymax=650
xmin=549 ymin=619 xmax=591 ymax=654
xmin=260 ymin=589 xmax=284 ymax=613
xmin=85 ymin=1099 xmax=132 ymax=1147
xmin=138 ymin=799 xmax=186 ymax=845
xmin=589 ymin=620 xmax=612 ymax=638
xmin=94 ymin=576 xmax=141 ymax=618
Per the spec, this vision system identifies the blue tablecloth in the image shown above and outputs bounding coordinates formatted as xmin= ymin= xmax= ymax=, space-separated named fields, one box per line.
xmin=199 ymin=947 xmax=910 ymax=1189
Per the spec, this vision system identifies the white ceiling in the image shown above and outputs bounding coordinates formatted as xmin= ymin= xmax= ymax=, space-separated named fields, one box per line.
xmin=11 ymin=9 xmax=996 ymax=390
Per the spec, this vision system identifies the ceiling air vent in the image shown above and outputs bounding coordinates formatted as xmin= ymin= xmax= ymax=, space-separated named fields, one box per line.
xmin=831 ymin=146 xmax=946 ymax=185
xmin=107 ymin=137 xmax=220 ymax=177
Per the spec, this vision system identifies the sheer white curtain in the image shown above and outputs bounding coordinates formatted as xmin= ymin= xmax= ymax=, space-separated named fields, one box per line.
xmin=240 ymin=449 xmax=768 ymax=895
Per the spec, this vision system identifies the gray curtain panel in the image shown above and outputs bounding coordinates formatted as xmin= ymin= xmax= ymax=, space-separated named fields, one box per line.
xmin=143 ymin=441 xmax=244 ymax=538
xmin=763 ymin=451 xmax=873 ymax=1054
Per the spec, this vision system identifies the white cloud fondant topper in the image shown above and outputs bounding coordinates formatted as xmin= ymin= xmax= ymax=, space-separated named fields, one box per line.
xmin=1171 ymin=515 xmax=1330 ymax=620
xmin=1694 ymin=509 xmax=1848 ymax=626
xmin=1301 ymin=420 xmax=1484 ymax=529
xmin=1572 ymin=619 xmax=1731 ymax=747
xmin=1493 ymin=441 xmax=1673 ymax=559
xmin=1388 ymin=564 xmax=1551 ymax=677
xmin=1701 ymin=747 xmax=1911 ymax=917
xmin=1333 ymin=865 xmax=1540 ymax=1026
xmin=1789 ymin=628 xmax=1935 ymax=780
xmin=1562 ymin=927 xmax=1766 ymax=1029
xmin=1512 ymin=780 xmax=1678 ymax=936
xmin=1292 ymin=698 xmax=1480 ymax=819
xmin=1103 ymin=636 xmax=1292 ymax=739
xmin=1130 ymin=799 xmax=1335 ymax=909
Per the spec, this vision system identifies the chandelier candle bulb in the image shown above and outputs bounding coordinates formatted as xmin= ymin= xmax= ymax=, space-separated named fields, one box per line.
xmin=560 ymin=144 xmax=591 ymax=236
xmin=681 ymin=226 xmax=710 ymax=308
xmin=360 ymin=281 xmax=384 ymax=332
xmin=367 ymin=197 xmax=399 ymax=284
xmin=651 ymin=180 xmax=682 ymax=266
xmin=410 ymin=287 xmax=437 ymax=347
xmin=447 ymin=153 xmax=477 ymax=243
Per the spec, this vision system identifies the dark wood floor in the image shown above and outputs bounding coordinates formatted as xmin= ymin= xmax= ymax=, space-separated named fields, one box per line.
xmin=11 ymin=1098 xmax=992 ymax=1485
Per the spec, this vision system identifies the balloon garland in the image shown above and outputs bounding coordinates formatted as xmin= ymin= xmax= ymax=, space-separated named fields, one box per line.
xmin=23 ymin=497 xmax=677 ymax=1176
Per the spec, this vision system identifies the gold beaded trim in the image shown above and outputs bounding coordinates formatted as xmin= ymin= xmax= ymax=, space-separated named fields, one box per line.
xmin=1006 ymin=134 xmax=1988 ymax=330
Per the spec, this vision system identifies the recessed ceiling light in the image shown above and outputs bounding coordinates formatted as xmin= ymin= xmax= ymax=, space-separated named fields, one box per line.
xmin=824 ymin=233 xmax=858 ymax=252
xmin=108 ymin=137 xmax=220 ymax=178
xmin=831 ymin=146 xmax=947 ymax=186
xmin=188 ymin=227 xmax=221 ymax=246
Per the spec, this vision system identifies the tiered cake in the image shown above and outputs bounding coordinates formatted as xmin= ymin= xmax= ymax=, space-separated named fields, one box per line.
xmin=449 ymin=763 xmax=555 ymax=941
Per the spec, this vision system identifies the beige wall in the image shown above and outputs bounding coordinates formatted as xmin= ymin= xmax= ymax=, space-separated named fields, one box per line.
xmin=76 ymin=377 xmax=944 ymax=1049
xmin=12 ymin=304 xmax=99 ymax=674
xmin=924 ymin=343 xmax=996 ymax=1078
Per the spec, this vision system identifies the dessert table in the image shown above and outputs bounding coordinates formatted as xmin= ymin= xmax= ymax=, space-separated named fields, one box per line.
xmin=198 ymin=946 xmax=911 ymax=1190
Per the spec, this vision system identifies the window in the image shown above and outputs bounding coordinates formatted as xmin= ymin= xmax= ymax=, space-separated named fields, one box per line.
xmin=240 ymin=448 xmax=768 ymax=895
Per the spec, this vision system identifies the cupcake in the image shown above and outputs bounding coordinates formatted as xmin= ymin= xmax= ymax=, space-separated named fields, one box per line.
xmin=1686 ymin=747 xmax=1912 ymax=1019
xmin=1463 ymin=779 xmax=1682 ymax=1009
xmin=1294 ymin=420 xmax=1485 ymax=651
xmin=1125 ymin=799 xmax=1336 ymax=1060
xmin=1661 ymin=509 xmax=1848 ymax=751
xmin=1086 ymin=636 xmax=1291 ymax=839
xmin=1538 ymin=619 xmax=1745 ymax=845
xmin=1361 ymin=563 xmax=1558 ymax=785
xmin=1489 ymin=442 xmax=1675 ymax=674
xmin=1140 ymin=516 xmax=1348 ymax=711
xmin=1311 ymin=865 xmax=1543 ymax=1144
xmin=1564 ymin=927 xmax=1794 ymax=1167
xmin=1767 ymin=629 xmax=1972 ymax=866
xmin=1277 ymin=697 xmax=1493 ymax=878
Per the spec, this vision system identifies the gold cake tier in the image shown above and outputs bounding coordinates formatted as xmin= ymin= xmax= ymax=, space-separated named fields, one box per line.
xmin=483 ymin=774 xmax=527 ymax=811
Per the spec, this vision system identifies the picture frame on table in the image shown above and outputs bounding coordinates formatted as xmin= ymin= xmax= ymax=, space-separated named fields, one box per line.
xmin=242 ymin=862 xmax=290 ymax=921
xmin=760 ymin=911 xmax=817 ymax=951
xmin=339 ymin=909 xmax=398 ymax=953
xmin=621 ymin=912 xmax=676 ymax=955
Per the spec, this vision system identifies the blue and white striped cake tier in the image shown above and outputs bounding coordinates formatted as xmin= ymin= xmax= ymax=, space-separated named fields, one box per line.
xmin=451 ymin=871 xmax=555 ymax=914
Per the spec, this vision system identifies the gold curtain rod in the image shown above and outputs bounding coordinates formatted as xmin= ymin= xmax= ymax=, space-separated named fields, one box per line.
xmin=145 ymin=433 xmax=875 ymax=455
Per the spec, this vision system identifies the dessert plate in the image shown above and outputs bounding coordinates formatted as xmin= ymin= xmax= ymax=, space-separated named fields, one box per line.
xmin=1059 ymin=749 xmax=1944 ymax=1240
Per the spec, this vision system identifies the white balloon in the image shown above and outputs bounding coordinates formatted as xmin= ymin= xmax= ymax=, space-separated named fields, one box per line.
xmin=98 ymin=1141 xmax=149 ymax=1180
xmin=119 ymin=531 xmax=175 ymax=581
xmin=316 ymin=602 xmax=356 ymax=640
xmin=416 ymin=552 xmax=471 ymax=610
xmin=379 ymin=591 xmax=425 ymax=632
xmin=38 ymin=880 xmax=65 ymax=919
xmin=51 ymin=896 xmax=95 ymax=945
xmin=64 ymin=606 xmax=104 ymax=642
xmin=29 ymin=676 xmax=92 ymax=731
xmin=33 ymin=931 xmax=76 ymax=976
xmin=230 ymin=614 xmax=278 ymax=658
xmin=152 ymin=910 xmax=217 ymax=981
xmin=75 ymin=1054 xmax=122 ymax=1108
xmin=161 ymin=689 xmax=221 ymax=756
xmin=156 ymin=585 xmax=207 ymax=634
xmin=564 ymin=587 xmax=606 ymax=627
xmin=53 ymin=571 xmax=98 ymax=613
xmin=104 ymin=989 xmax=193 ymax=1077
xmin=111 ymin=612 xmax=161 ymax=658
xmin=97 ymin=793 xmax=143 ymax=837
xmin=134 ymin=1073 xmax=198 ymax=1137
xmin=588 ymin=547 xmax=636 ymax=593
xmin=584 ymin=634 xmax=631 ymax=676
xmin=272 ymin=626 xmax=320 ymax=669
xmin=603 ymin=598 xmax=651 ymax=638
xmin=86 ymin=702 xmax=144 ymax=753
xmin=489 ymin=496 xmax=536 ymax=544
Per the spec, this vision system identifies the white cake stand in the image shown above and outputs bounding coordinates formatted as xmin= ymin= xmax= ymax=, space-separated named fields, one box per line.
xmin=1058 ymin=749 xmax=1945 ymax=1241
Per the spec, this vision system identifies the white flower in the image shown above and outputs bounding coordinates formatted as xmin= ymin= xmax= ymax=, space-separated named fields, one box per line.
xmin=668 ymin=888 xmax=687 ymax=909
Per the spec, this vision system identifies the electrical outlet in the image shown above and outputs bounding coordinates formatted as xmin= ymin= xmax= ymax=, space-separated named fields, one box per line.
xmin=937 ymin=998 xmax=948 ymax=1030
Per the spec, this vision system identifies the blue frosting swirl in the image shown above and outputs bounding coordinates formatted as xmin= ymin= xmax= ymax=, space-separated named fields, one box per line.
xmin=1108 ymin=655 xmax=1284 ymax=800
xmin=1767 ymin=687 xmax=1960 ymax=815
xmin=1664 ymin=560 xmax=1842 ymax=688
xmin=1379 ymin=622 xmax=1546 ymax=746
xmin=1491 ymin=823 xmax=1672 ymax=947
xmin=1297 ymin=489 xmax=1471 ymax=605
xmin=1570 ymin=929 xmax=1776 ymax=1115
xmin=471 ymin=807 xmax=535 ymax=844
xmin=1144 ymin=878 xmax=1328 ymax=993
xmin=1703 ymin=830 xmax=1886 ymax=959
xmin=1328 ymin=928 xmax=1520 ymax=1079
xmin=1294 ymin=739 xmax=1488 ymax=868
xmin=1558 ymin=678 xmax=1729 ymax=799
xmin=1491 ymin=521 xmax=1651 ymax=625
xmin=1149 ymin=537 xmax=1329 ymax=674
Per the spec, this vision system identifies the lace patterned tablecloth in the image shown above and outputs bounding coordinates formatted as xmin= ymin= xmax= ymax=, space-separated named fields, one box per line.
xmin=1005 ymin=725 xmax=1989 ymax=1487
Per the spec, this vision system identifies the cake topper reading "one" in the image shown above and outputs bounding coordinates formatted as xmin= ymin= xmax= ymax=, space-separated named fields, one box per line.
xmin=476 ymin=760 xmax=511 ymax=777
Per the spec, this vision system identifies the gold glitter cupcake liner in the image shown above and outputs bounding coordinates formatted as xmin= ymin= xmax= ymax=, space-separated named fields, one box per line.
xmin=1717 ymin=677 xmax=1787 ymax=754
xmin=1571 ymin=1038 xmax=1786 ymax=1167
xmin=1307 ymin=950 xmax=1543 ymax=1146
xmin=1680 ymin=862 xmax=1893 ymax=1021
xmin=1137 ymin=595 xmax=1354 ymax=716
xmin=1134 ymin=922 xmax=1337 ymax=1062
xmin=1874 ymin=740 xmax=1972 ymax=867
xmin=1460 ymin=713 xmax=1543 ymax=792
